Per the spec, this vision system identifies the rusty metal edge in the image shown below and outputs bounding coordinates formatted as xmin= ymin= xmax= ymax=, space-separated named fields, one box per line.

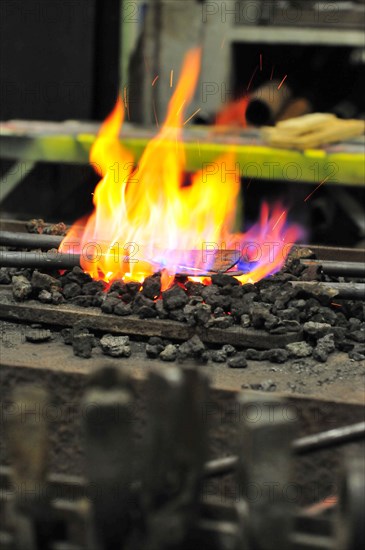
xmin=0 ymin=290 xmax=302 ymax=350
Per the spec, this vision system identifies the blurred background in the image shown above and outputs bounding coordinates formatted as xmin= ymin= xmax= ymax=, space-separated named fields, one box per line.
xmin=0 ymin=0 xmax=364 ymax=245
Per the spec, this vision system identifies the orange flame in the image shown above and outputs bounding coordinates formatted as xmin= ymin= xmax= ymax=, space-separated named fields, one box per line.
xmin=60 ymin=47 xmax=301 ymax=289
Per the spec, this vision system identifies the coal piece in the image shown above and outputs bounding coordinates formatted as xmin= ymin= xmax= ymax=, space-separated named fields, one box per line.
xmin=227 ymin=353 xmax=247 ymax=368
xmin=31 ymin=270 xmax=61 ymax=291
xmin=142 ymin=274 xmax=161 ymax=300
xmin=109 ymin=279 xmax=127 ymax=294
xmin=101 ymin=297 xmax=121 ymax=314
xmin=211 ymin=349 xmax=227 ymax=363
xmin=64 ymin=266 xmax=92 ymax=285
xmin=162 ymin=285 xmax=189 ymax=310
xmin=286 ymin=341 xmax=313 ymax=358
xmin=313 ymin=334 xmax=335 ymax=363
xmin=222 ymin=344 xmax=236 ymax=356
xmin=206 ymin=316 xmax=234 ymax=329
xmin=82 ymin=280 xmax=106 ymax=295
xmin=38 ymin=290 xmax=53 ymax=304
xmin=211 ymin=273 xmax=240 ymax=287
xmin=114 ymin=302 xmax=132 ymax=316
xmin=246 ymin=349 xmax=267 ymax=360
xmin=69 ymin=295 xmax=94 ymax=307
xmin=62 ymin=282 xmax=82 ymax=299
xmin=160 ymin=344 xmax=178 ymax=362
xmin=25 ymin=328 xmax=52 ymax=343
xmin=146 ymin=343 xmax=164 ymax=358
xmin=247 ymin=380 xmax=277 ymax=392
xmin=12 ymin=275 xmax=32 ymax=301
xmin=0 ymin=268 xmax=11 ymax=284
xmin=100 ymin=335 xmax=131 ymax=358
xmin=177 ymin=335 xmax=206 ymax=361
xmin=265 ymin=348 xmax=289 ymax=363
xmin=72 ymin=333 xmax=94 ymax=358
xmin=51 ymin=291 xmax=64 ymax=305
xmin=126 ymin=281 xmax=142 ymax=296
xmin=303 ymin=322 xmax=332 ymax=340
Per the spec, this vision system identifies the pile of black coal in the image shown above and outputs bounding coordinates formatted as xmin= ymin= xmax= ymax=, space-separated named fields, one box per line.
xmin=3 ymin=252 xmax=365 ymax=365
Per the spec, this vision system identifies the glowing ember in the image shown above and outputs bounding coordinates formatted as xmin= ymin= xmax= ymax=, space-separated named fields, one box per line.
xmin=60 ymin=47 xmax=301 ymax=289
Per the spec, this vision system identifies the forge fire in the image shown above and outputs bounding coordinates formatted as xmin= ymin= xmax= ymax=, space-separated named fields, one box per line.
xmin=60 ymin=48 xmax=301 ymax=289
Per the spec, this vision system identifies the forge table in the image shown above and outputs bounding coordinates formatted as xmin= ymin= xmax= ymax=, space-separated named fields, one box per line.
xmin=1 ymin=119 xmax=364 ymax=205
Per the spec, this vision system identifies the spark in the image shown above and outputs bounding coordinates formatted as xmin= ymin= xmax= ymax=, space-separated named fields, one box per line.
xmin=247 ymin=65 xmax=258 ymax=91
xmin=152 ymin=75 xmax=159 ymax=86
xmin=183 ymin=108 xmax=201 ymax=125
xmin=152 ymin=100 xmax=159 ymax=128
xmin=272 ymin=211 xmax=286 ymax=231
xmin=246 ymin=177 xmax=253 ymax=189
xmin=260 ymin=53 xmax=262 ymax=71
xmin=278 ymin=75 xmax=288 ymax=90
xmin=123 ymin=86 xmax=130 ymax=120
xmin=176 ymin=100 xmax=186 ymax=115
xmin=331 ymin=303 xmax=342 ymax=308
xmin=270 ymin=65 xmax=275 ymax=80
xmin=170 ymin=70 xmax=174 ymax=87
xmin=304 ymin=174 xmax=331 ymax=202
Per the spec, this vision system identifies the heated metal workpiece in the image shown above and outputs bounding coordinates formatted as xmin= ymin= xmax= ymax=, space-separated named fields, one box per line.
xmin=1 ymin=229 xmax=365 ymax=278
xmin=0 ymin=248 xmax=241 ymax=275
xmin=1 ymin=366 xmax=364 ymax=550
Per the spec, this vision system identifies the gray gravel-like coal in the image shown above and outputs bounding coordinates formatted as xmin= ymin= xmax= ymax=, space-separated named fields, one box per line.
xmin=2 ymin=247 xmax=364 ymax=369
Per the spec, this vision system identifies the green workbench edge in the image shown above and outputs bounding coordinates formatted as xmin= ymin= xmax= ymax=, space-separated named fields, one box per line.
xmin=0 ymin=132 xmax=364 ymax=185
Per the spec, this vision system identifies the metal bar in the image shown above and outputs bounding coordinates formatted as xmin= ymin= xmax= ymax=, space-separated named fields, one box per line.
xmin=299 ymin=245 xmax=365 ymax=263
xmin=289 ymin=281 xmax=365 ymax=300
xmin=0 ymin=226 xmax=362 ymax=262
xmin=203 ymin=456 xmax=238 ymax=478
xmin=2 ymin=242 xmax=365 ymax=282
xmin=301 ymin=260 xmax=365 ymax=278
xmin=0 ymin=231 xmax=63 ymax=249
xmin=203 ymin=422 xmax=365 ymax=478
xmin=292 ymin=421 xmax=365 ymax=455
xmin=0 ymin=250 xmax=80 ymax=269
xmin=2 ymin=230 xmax=365 ymax=266
xmin=0 ymin=248 xmax=240 ymax=274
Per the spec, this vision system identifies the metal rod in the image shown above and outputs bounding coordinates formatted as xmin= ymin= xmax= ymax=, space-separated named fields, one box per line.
xmin=292 ymin=421 xmax=365 ymax=455
xmin=301 ymin=259 xmax=365 ymax=278
xmin=203 ymin=456 xmax=238 ymax=478
xmin=0 ymin=250 xmax=80 ymax=269
xmin=0 ymin=250 xmax=243 ymax=278
xmin=203 ymin=421 xmax=365 ymax=478
xmin=289 ymin=281 xmax=365 ymax=300
xmin=0 ymin=230 xmax=63 ymax=249
xmin=0 ymin=246 xmax=243 ymax=273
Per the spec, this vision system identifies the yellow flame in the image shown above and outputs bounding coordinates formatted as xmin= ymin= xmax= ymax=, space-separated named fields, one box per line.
xmin=60 ymin=47 xmax=301 ymax=289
